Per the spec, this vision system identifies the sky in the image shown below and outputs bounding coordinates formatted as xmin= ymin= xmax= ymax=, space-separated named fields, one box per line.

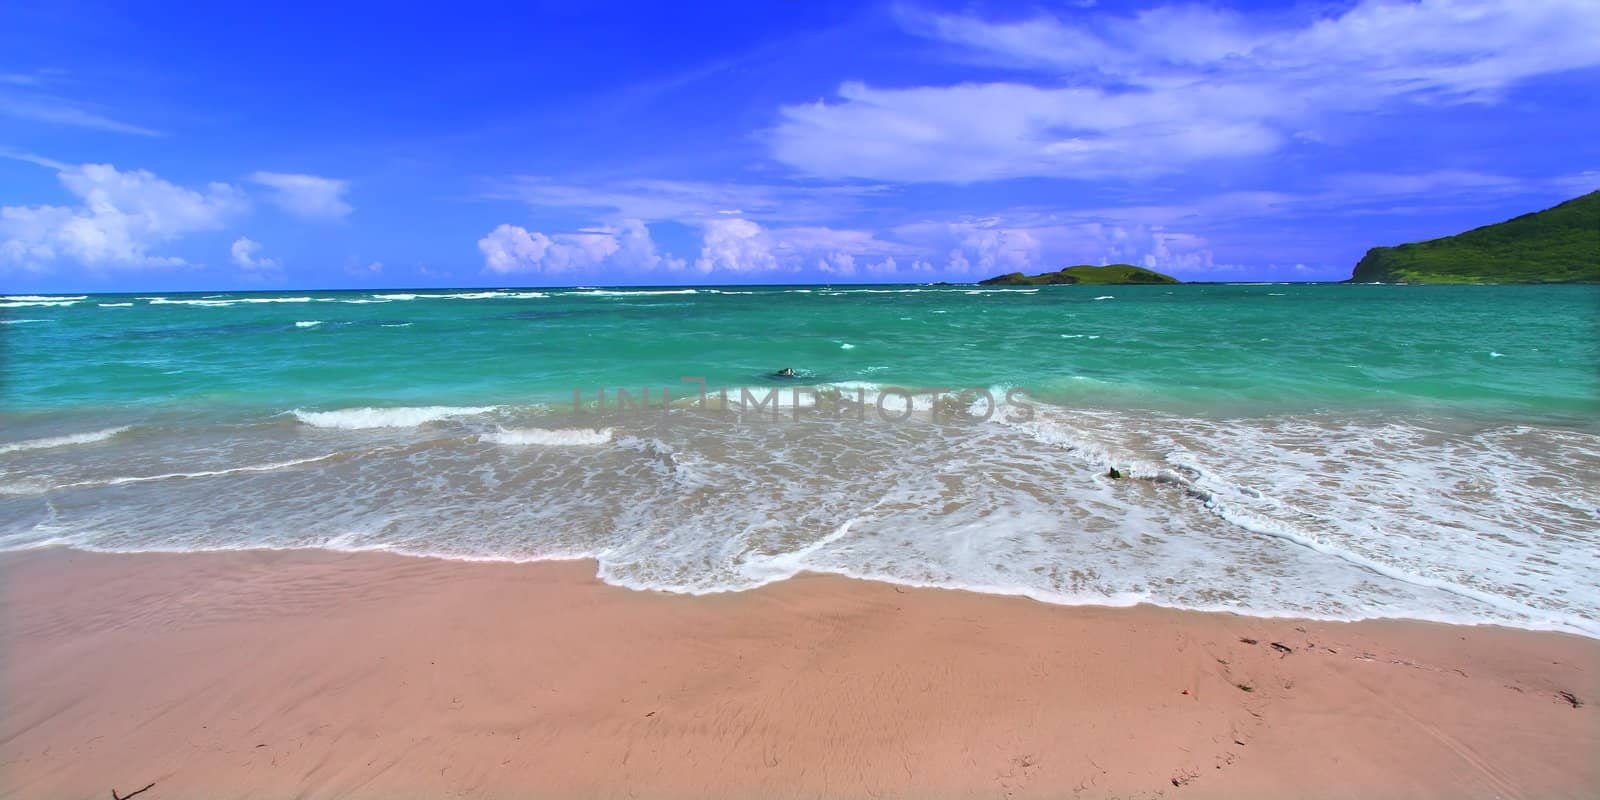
xmin=1 ymin=0 xmax=1598 ymax=292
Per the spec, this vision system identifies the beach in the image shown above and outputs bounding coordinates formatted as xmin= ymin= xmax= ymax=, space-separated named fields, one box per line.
xmin=5 ymin=285 xmax=1598 ymax=638
xmin=4 ymin=548 xmax=1595 ymax=799
xmin=4 ymin=285 xmax=1598 ymax=797
xmin=7 ymin=0 xmax=1599 ymax=795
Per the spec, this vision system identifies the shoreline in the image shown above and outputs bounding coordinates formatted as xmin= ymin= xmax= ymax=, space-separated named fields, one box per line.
xmin=3 ymin=548 xmax=1597 ymax=798
xmin=15 ymin=543 xmax=1596 ymax=640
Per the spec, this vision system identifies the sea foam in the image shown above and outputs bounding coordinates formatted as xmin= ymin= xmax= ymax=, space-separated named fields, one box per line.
xmin=0 ymin=426 xmax=131 ymax=455
xmin=292 ymin=406 xmax=498 ymax=429
xmin=481 ymin=427 xmax=613 ymax=446
xmin=150 ymin=296 xmax=313 ymax=307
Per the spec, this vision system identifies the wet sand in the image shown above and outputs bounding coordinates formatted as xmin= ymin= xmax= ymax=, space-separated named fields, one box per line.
xmin=2 ymin=549 xmax=1595 ymax=799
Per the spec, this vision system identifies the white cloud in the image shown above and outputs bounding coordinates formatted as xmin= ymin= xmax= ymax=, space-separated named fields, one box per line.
xmin=691 ymin=219 xmax=919 ymax=275
xmin=0 ymin=97 xmax=163 ymax=136
xmin=694 ymin=218 xmax=780 ymax=274
xmin=612 ymin=218 xmax=686 ymax=271
xmin=481 ymin=212 xmax=1223 ymax=281
xmin=478 ymin=219 xmax=681 ymax=275
xmin=1548 ymin=171 xmax=1600 ymax=198
xmin=890 ymin=216 xmax=1224 ymax=276
xmin=817 ymin=252 xmax=856 ymax=277
xmin=892 ymin=219 xmax=1042 ymax=274
xmin=775 ymin=80 xmax=1284 ymax=182
xmin=1063 ymin=170 xmax=1595 ymax=228
xmin=489 ymin=166 xmax=1594 ymax=281
xmin=0 ymin=71 xmax=161 ymax=136
xmin=1138 ymin=231 xmax=1215 ymax=272
xmin=230 ymin=237 xmax=280 ymax=272
xmin=1 ymin=163 xmax=247 ymax=271
xmin=1323 ymin=170 xmax=1519 ymax=197
xmin=775 ymin=0 xmax=1600 ymax=182
xmin=821 ymin=255 xmax=938 ymax=280
xmin=249 ymin=172 xmax=352 ymax=220
xmin=480 ymin=215 xmax=923 ymax=278
xmin=489 ymin=177 xmax=889 ymax=225
xmin=765 ymin=225 xmax=913 ymax=258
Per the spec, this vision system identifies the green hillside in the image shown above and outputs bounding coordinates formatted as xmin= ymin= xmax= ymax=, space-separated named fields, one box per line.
xmin=1351 ymin=191 xmax=1599 ymax=283
xmin=979 ymin=264 xmax=1180 ymax=286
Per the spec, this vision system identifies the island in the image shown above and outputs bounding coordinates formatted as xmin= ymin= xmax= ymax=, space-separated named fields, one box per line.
xmin=978 ymin=263 xmax=1180 ymax=286
xmin=1350 ymin=190 xmax=1599 ymax=283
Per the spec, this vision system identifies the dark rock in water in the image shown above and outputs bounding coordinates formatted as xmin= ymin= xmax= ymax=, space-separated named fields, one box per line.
xmin=771 ymin=367 xmax=799 ymax=379
xmin=1107 ymin=467 xmax=1122 ymax=479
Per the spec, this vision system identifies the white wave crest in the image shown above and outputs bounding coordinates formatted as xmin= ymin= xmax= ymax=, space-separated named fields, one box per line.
xmin=567 ymin=289 xmax=698 ymax=296
xmin=294 ymin=320 xmax=322 ymax=328
xmin=150 ymin=296 xmax=312 ymax=307
xmin=0 ymin=426 xmax=131 ymax=455
xmin=292 ymin=406 xmax=498 ymax=429
xmin=373 ymin=291 xmax=548 ymax=301
xmin=481 ymin=427 xmax=613 ymax=446
xmin=50 ymin=452 xmax=346 ymax=491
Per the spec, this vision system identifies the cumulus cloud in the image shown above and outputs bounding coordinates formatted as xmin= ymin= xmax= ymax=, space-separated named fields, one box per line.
xmin=229 ymin=237 xmax=279 ymax=272
xmin=816 ymin=252 xmax=856 ymax=277
xmin=892 ymin=220 xmax=1043 ymax=275
xmin=479 ymin=213 xmax=938 ymax=279
xmin=774 ymin=0 xmax=1600 ymax=182
xmin=477 ymin=209 xmax=1225 ymax=280
xmin=692 ymin=219 xmax=919 ymax=275
xmin=1 ymin=163 xmax=247 ymax=271
xmin=816 ymin=255 xmax=936 ymax=280
xmin=891 ymin=217 xmax=1223 ymax=276
xmin=249 ymin=172 xmax=352 ymax=220
xmin=1136 ymin=231 xmax=1215 ymax=272
xmin=693 ymin=218 xmax=780 ymax=274
xmin=478 ymin=219 xmax=681 ymax=275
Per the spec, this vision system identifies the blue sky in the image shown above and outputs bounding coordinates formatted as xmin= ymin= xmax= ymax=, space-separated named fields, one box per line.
xmin=2 ymin=0 xmax=1597 ymax=292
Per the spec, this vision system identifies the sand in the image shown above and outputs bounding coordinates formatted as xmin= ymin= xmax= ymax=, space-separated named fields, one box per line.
xmin=1 ymin=549 xmax=1595 ymax=799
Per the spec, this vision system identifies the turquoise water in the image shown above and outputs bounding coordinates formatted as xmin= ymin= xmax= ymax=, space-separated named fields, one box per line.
xmin=3 ymin=284 xmax=1598 ymax=635
xmin=5 ymin=284 xmax=1596 ymax=420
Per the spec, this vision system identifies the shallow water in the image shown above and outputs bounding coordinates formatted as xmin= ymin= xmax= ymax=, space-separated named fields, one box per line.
xmin=3 ymin=284 xmax=1597 ymax=635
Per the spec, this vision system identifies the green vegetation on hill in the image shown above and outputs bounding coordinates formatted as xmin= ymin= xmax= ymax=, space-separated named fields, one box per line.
xmin=978 ymin=264 xmax=1180 ymax=286
xmin=1351 ymin=191 xmax=1599 ymax=284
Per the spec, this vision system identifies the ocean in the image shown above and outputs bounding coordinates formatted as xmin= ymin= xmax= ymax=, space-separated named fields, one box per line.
xmin=3 ymin=283 xmax=1597 ymax=635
